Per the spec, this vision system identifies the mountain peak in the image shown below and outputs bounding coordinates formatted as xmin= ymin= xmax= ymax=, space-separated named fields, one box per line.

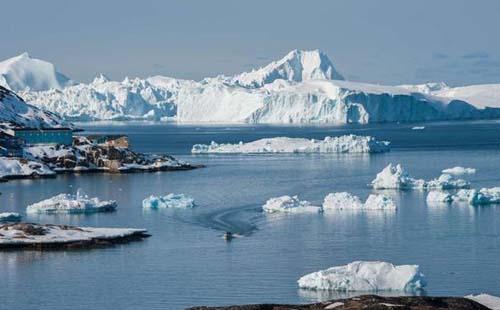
xmin=232 ymin=49 xmax=344 ymax=88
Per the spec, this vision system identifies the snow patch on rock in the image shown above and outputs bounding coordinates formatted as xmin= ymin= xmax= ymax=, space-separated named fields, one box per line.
xmin=0 ymin=157 xmax=55 ymax=179
xmin=466 ymin=294 xmax=500 ymax=310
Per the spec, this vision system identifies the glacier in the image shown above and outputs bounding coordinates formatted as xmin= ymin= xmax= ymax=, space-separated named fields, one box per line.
xmin=297 ymin=261 xmax=426 ymax=292
xmin=142 ymin=193 xmax=196 ymax=209
xmin=192 ymin=135 xmax=390 ymax=154
xmin=10 ymin=49 xmax=500 ymax=124
xmin=26 ymin=190 xmax=117 ymax=214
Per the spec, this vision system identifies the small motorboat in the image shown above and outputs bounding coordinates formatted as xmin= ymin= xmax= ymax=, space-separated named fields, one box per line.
xmin=223 ymin=231 xmax=233 ymax=241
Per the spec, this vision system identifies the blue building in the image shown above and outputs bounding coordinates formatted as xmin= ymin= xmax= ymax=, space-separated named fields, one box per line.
xmin=7 ymin=128 xmax=73 ymax=146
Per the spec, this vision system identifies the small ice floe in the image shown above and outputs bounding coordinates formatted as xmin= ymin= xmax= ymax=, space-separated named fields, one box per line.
xmin=297 ymin=261 xmax=426 ymax=292
xmin=371 ymin=164 xmax=470 ymax=190
xmin=426 ymin=191 xmax=454 ymax=204
xmin=192 ymin=135 xmax=390 ymax=154
xmin=0 ymin=223 xmax=149 ymax=249
xmin=26 ymin=190 xmax=117 ymax=214
xmin=322 ymin=192 xmax=396 ymax=211
xmin=427 ymin=187 xmax=500 ymax=206
xmin=442 ymin=166 xmax=476 ymax=176
xmin=466 ymin=294 xmax=500 ymax=310
xmin=142 ymin=193 xmax=195 ymax=209
xmin=262 ymin=195 xmax=323 ymax=213
xmin=0 ymin=212 xmax=22 ymax=222
xmin=412 ymin=126 xmax=425 ymax=130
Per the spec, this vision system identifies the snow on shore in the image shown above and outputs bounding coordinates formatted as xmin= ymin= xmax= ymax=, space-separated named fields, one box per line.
xmin=442 ymin=166 xmax=476 ymax=176
xmin=0 ymin=157 xmax=55 ymax=179
xmin=142 ymin=193 xmax=195 ymax=209
xmin=466 ymin=294 xmax=500 ymax=310
xmin=297 ymin=261 xmax=426 ymax=292
xmin=262 ymin=195 xmax=322 ymax=213
xmin=322 ymin=192 xmax=396 ymax=210
xmin=371 ymin=164 xmax=470 ymax=190
xmin=192 ymin=135 xmax=390 ymax=154
xmin=0 ymin=213 xmax=22 ymax=222
xmin=26 ymin=191 xmax=117 ymax=214
xmin=427 ymin=187 xmax=500 ymax=206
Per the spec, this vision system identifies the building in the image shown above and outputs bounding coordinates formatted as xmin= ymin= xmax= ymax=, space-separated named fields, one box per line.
xmin=0 ymin=132 xmax=24 ymax=157
xmin=6 ymin=128 xmax=73 ymax=146
xmin=86 ymin=135 xmax=129 ymax=148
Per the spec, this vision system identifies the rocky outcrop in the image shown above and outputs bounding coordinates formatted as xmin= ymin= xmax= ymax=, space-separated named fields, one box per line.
xmin=188 ymin=295 xmax=491 ymax=310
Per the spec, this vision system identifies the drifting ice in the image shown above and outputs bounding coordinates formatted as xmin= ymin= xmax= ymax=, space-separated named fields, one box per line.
xmin=297 ymin=261 xmax=426 ymax=292
xmin=322 ymin=192 xmax=396 ymax=210
xmin=262 ymin=195 xmax=322 ymax=213
xmin=192 ymin=135 xmax=390 ymax=154
xmin=428 ymin=188 xmax=500 ymax=206
xmin=26 ymin=190 xmax=117 ymax=214
xmin=371 ymin=164 xmax=470 ymax=190
xmin=441 ymin=166 xmax=476 ymax=176
xmin=142 ymin=193 xmax=196 ymax=209
xmin=0 ymin=212 xmax=22 ymax=222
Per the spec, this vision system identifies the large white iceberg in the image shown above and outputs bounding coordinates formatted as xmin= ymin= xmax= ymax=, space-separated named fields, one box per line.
xmin=322 ymin=192 xmax=396 ymax=210
xmin=26 ymin=191 xmax=117 ymax=214
xmin=0 ymin=212 xmax=22 ymax=222
xmin=192 ymin=135 xmax=390 ymax=154
xmin=262 ymin=195 xmax=322 ymax=214
xmin=297 ymin=261 xmax=426 ymax=292
xmin=142 ymin=193 xmax=195 ymax=209
xmin=371 ymin=164 xmax=470 ymax=190
xmin=441 ymin=166 xmax=476 ymax=176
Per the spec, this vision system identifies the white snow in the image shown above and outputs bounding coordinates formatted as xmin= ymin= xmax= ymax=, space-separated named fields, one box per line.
xmin=0 ymin=213 xmax=22 ymax=222
xmin=371 ymin=164 xmax=470 ymax=190
xmin=433 ymin=83 xmax=500 ymax=109
xmin=26 ymin=190 xmax=117 ymax=214
xmin=192 ymin=135 xmax=390 ymax=154
xmin=322 ymin=192 xmax=396 ymax=210
xmin=466 ymin=294 xmax=500 ymax=310
xmin=262 ymin=195 xmax=323 ymax=214
xmin=297 ymin=261 xmax=426 ymax=292
xmin=0 ymin=157 xmax=55 ymax=178
xmin=0 ymin=53 xmax=74 ymax=91
xmin=0 ymin=224 xmax=146 ymax=246
xmin=442 ymin=166 xmax=476 ymax=176
xmin=14 ymin=50 xmax=500 ymax=124
xmin=142 ymin=193 xmax=195 ymax=209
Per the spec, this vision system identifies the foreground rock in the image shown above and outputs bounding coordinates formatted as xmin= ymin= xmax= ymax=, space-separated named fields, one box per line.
xmin=188 ymin=295 xmax=491 ymax=310
xmin=0 ymin=223 xmax=150 ymax=249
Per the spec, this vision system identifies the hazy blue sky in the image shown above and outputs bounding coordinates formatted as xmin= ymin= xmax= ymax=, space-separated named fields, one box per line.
xmin=3 ymin=0 xmax=500 ymax=86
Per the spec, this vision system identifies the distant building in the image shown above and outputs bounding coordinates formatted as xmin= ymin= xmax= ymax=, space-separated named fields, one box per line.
xmin=0 ymin=132 xmax=24 ymax=157
xmin=86 ymin=135 xmax=129 ymax=148
xmin=6 ymin=128 xmax=73 ymax=146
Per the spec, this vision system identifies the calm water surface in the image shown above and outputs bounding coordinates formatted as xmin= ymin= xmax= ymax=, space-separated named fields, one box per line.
xmin=1 ymin=121 xmax=500 ymax=310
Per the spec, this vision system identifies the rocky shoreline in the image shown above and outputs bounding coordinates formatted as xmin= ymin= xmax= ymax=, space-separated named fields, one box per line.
xmin=188 ymin=295 xmax=492 ymax=310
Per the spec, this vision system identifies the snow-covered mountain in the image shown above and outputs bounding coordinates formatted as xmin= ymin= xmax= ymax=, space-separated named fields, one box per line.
xmin=0 ymin=52 xmax=74 ymax=91
xmin=0 ymin=86 xmax=67 ymax=128
xmin=10 ymin=49 xmax=500 ymax=124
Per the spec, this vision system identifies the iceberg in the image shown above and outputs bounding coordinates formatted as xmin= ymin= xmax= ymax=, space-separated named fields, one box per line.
xmin=297 ymin=261 xmax=426 ymax=292
xmin=455 ymin=188 xmax=500 ymax=205
xmin=426 ymin=191 xmax=454 ymax=203
xmin=0 ymin=157 xmax=55 ymax=179
xmin=371 ymin=164 xmax=470 ymax=190
xmin=192 ymin=135 xmax=390 ymax=154
xmin=142 ymin=193 xmax=195 ymax=209
xmin=262 ymin=195 xmax=322 ymax=214
xmin=0 ymin=212 xmax=22 ymax=222
xmin=441 ymin=166 xmax=476 ymax=176
xmin=26 ymin=191 xmax=117 ymax=214
xmin=466 ymin=294 xmax=500 ymax=310
xmin=322 ymin=192 xmax=396 ymax=210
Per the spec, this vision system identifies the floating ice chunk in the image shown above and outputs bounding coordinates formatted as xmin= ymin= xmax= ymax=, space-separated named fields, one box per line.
xmin=322 ymin=192 xmax=396 ymax=210
xmin=297 ymin=261 xmax=426 ymax=292
xmin=466 ymin=294 xmax=500 ymax=310
xmin=371 ymin=164 xmax=470 ymax=190
xmin=426 ymin=191 xmax=453 ymax=203
xmin=262 ymin=195 xmax=322 ymax=213
xmin=26 ymin=191 xmax=117 ymax=214
xmin=192 ymin=135 xmax=390 ymax=154
xmin=142 ymin=193 xmax=195 ymax=209
xmin=0 ymin=212 xmax=22 ymax=222
xmin=371 ymin=164 xmax=425 ymax=190
xmin=412 ymin=126 xmax=425 ymax=130
xmin=363 ymin=194 xmax=397 ymax=210
xmin=455 ymin=188 xmax=500 ymax=205
xmin=442 ymin=166 xmax=476 ymax=176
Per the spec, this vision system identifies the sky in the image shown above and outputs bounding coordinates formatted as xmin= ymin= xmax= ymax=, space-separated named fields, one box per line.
xmin=3 ymin=0 xmax=500 ymax=86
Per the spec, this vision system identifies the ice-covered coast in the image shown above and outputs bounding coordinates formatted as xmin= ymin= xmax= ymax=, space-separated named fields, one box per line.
xmin=192 ymin=135 xmax=390 ymax=154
